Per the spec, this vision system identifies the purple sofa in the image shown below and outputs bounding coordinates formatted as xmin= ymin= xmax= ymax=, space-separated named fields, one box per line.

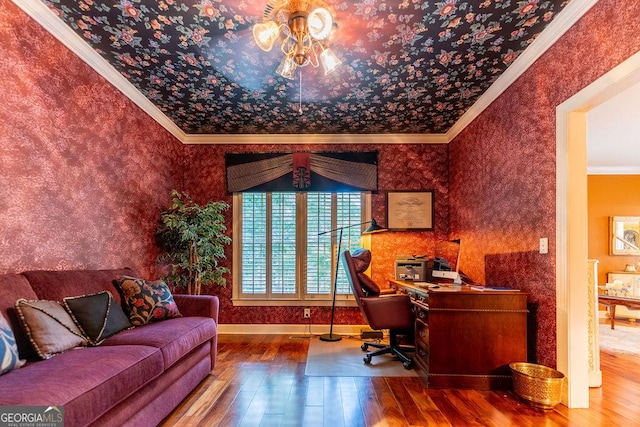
xmin=0 ymin=268 xmax=218 ymax=426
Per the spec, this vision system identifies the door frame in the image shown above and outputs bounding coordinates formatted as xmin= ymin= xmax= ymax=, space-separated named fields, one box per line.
xmin=556 ymin=50 xmax=640 ymax=408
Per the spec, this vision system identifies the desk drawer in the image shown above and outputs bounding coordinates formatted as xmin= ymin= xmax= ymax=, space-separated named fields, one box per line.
xmin=416 ymin=319 xmax=429 ymax=347
xmin=415 ymin=339 xmax=429 ymax=368
xmin=413 ymin=301 xmax=428 ymax=323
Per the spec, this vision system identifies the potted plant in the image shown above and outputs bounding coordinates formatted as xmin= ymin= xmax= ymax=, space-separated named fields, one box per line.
xmin=156 ymin=190 xmax=232 ymax=295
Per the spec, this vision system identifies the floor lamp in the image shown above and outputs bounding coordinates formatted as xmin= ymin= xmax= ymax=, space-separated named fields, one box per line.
xmin=318 ymin=219 xmax=386 ymax=342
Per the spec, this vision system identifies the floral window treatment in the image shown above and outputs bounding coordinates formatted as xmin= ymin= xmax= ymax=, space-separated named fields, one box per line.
xmin=226 ymin=152 xmax=378 ymax=192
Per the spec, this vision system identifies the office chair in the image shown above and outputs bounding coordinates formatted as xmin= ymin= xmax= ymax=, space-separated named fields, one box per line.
xmin=341 ymin=249 xmax=415 ymax=369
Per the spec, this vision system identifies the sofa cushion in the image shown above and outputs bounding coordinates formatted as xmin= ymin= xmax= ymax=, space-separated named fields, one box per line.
xmin=21 ymin=268 xmax=136 ymax=305
xmin=15 ymin=299 xmax=87 ymax=359
xmin=0 ymin=312 xmax=25 ymax=375
xmin=63 ymin=291 xmax=132 ymax=345
xmin=114 ymin=276 xmax=181 ymax=326
xmin=0 ymin=274 xmax=39 ymax=360
xmin=0 ymin=274 xmax=38 ymax=319
xmin=102 ymin=316 xmax=216 ymax=369
xmin=91 ymin=342 xmax=212 ymax=427
xmin=0 ymin=345 xmax=163 ymax=427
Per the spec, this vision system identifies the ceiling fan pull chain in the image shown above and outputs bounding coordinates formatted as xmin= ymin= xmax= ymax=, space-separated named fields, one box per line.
xmin=299 ymin=69 xmax=303 ymax=115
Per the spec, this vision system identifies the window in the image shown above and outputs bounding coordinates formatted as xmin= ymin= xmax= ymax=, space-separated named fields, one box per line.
xmin=233 ymin=191 xmax=371 ymax=305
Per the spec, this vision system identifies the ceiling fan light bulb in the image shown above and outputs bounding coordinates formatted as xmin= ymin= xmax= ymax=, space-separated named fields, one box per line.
xmin=253 ymin=21 xmax=279 ymax=51
xmin=308 ymin=7 xmax=332 ymax=40
xmin=320 ymin=48 xmax=341 ymax=75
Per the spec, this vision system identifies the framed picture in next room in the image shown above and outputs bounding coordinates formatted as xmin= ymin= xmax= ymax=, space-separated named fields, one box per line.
xmin=610 ymin=216 xmax=640 ymax=255
xmin=387 ymin=191 xmax=434 ymax=231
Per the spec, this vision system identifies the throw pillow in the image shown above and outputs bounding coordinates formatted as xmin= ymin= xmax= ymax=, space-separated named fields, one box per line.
xmin=114 ymin=276 xmax=182 ymax=326
xmin=0 ymin=311 xmax=25 ymax=375
xmin=15 ymin=299 xmax=87 ymax=359
xmin=63 ymin=291 xmax=132 ymax=345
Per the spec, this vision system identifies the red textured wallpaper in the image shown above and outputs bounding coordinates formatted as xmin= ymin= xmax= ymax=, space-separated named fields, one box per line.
xmin=0 ymin=1 xmax=183 ymax=276
xmin=4 ymin=0 xmax=640 ymax=370
xmin=184 ymin=143 xmax=449 ymax=325
xmin=449 ymin=0 xmax=640 ymax=366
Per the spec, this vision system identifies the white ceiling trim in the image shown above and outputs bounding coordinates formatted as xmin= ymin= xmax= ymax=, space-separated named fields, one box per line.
xmin=587 ymin=166 xmax=640 ymax=175
xmin=14 ymin=0 xmax=597 ymax=146
xmin=183 ymin=132 xmax=448 ymax=144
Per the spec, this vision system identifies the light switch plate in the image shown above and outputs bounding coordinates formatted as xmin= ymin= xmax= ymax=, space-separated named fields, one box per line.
xmin=540 ymin=237 xmax=549 ymax=254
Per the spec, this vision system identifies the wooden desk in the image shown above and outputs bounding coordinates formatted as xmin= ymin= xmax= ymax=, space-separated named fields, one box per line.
xmin=390 ymin=280 xmax=528 ymax=390
xmin=598 ymin=295 xmax=640 ymax=329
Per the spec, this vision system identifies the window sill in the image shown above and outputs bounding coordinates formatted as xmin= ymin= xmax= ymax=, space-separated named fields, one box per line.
xmin=231 ymin=299 xmax=358 ymax=307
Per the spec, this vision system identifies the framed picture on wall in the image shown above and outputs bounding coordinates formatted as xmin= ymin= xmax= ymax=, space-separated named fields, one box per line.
xmin=610 ymin=216 xmax=640 ymax=255
xmin=387 ymin=191 xmax=434 ymax=230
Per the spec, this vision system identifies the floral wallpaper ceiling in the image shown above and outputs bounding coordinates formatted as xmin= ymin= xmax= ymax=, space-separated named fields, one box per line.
xmin=42 ymin=0 xmax=571 ymax=135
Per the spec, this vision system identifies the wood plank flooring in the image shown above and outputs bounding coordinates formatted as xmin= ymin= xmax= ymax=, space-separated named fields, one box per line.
xmin=160 ymin=320 xmax=640 ymax=426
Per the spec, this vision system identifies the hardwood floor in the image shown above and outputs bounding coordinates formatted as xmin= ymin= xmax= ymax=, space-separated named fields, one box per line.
xmin=161 ymin=321 xmax=640 ymax=426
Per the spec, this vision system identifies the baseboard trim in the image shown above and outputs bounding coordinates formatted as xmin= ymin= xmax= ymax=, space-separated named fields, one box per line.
xmin=589 ymin=370 xmax=602 ymax=388
xmin=218 ymin=323 xmax=368 ymax=335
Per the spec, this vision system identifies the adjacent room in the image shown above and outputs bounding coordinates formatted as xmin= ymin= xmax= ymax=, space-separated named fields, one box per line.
xmin=1 ymin=0 xmax=639 ymax=425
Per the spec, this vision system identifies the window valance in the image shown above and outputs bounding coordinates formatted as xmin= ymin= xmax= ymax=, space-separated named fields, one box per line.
xmin=225 ymin=151 xmax=378 ymax=192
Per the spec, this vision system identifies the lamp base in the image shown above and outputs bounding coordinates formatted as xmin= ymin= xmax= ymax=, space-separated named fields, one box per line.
xmin=319 ymin=333 xmax=342 ymax=342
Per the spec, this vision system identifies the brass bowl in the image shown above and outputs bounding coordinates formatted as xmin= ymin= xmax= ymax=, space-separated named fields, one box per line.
xmin=509 ymin=362 xmax=565 ymax=409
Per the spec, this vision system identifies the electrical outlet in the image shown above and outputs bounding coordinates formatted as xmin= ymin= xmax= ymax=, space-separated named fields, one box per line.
xmin=303 ymin=308 xmax=311 ymax=318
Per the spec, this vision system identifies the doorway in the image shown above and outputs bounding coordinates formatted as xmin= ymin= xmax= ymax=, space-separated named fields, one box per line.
xmin=556 ymin=50 xmax=640 ymax=408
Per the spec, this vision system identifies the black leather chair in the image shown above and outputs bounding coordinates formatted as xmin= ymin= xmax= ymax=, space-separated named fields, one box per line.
xmin=341 ymin=249 xmax=415 ymax=369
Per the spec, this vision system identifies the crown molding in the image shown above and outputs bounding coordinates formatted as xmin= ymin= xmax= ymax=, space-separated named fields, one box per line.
xmin=446 ymin=0 xmax=599 ymax=141
xmin=14 ymin=0 xmax=596 ymax=146
xmin=182 ymin=132 xmax=448 ymax=144
xmin=587 ymin=166 xmax=640 ymax=175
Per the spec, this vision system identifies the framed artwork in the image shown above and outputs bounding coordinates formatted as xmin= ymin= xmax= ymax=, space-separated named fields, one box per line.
xmin=387 ymin=191 xmax=434 ymax=230
xmin=610 ymin=216 xmax=640 ymax=255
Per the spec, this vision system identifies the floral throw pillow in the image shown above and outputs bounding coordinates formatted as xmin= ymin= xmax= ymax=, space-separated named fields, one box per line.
xmin=114 ymin=276 xmax=182 ymax=326
xmin=1 ymin=311 xmax=25 ymax=375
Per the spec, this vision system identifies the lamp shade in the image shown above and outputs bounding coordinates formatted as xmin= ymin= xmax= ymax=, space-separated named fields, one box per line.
xmin=254 ymin=0 xmax=341 ymax=79
xmin=362 ymin=218 xmax=386 ymax=235
xmin=320 ymin=48 xmax=341 ymax=75
xmin=276 ymin=55 xmax=297 ymax=80
xmin=253 ymin=21 xmax=279 ymax=51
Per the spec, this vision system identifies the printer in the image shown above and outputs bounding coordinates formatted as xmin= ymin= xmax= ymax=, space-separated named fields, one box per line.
xmin=395 ymin=256 xmax=429 ymax=281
